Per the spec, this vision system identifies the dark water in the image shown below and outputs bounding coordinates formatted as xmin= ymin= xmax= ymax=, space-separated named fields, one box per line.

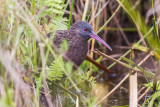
xmin=94 ymin=80 xmax=129 ymax=107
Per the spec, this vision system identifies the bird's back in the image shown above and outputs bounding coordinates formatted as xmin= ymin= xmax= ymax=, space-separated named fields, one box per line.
xmin=53 ymin=30 xmax=69 ymax=49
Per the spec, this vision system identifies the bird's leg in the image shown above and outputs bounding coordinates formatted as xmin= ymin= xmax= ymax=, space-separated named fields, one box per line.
xmin=85 ymin=56 xmax=113 ymax=74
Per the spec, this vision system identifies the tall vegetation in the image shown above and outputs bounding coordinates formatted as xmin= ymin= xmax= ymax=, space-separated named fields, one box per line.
xmin=0 ymin=0 xmax=160 ymax=107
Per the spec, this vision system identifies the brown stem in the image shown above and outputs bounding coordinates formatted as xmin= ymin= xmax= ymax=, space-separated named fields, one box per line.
xmin=85 ymin=55 xmax=113 ymax=74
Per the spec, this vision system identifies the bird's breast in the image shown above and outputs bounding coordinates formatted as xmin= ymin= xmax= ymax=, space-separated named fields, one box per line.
xmin=65 ymin=37 xmax=88 ymax=67
xmin=53 ymin=31 xmax=89 ymax=67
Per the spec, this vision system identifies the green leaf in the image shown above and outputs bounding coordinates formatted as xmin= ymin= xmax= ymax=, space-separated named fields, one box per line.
xmin=153 ymin=18 xmax=159 ymax=41
xmin=60 ymin=39 xmax=68 ymax=53
xmin=133 ymin=43 xmax=149 ymax=52
xmin=47 ymin=56 xmax=64 ymax=81
xmin=45 ymin=0 xmax=64 ymax=15
xmin=144 ymin=81 xmax=160 ymax=90
xmin=65 ymin=62 xmax=73 ymax=74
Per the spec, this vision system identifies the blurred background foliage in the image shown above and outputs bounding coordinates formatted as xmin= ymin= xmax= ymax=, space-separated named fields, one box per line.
xmin=0 ymin=0 xmax=160 ymax=107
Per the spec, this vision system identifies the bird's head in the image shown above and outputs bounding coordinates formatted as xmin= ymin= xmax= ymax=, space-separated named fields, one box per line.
xmin=70 ymin=21 xmax=112 ymax=51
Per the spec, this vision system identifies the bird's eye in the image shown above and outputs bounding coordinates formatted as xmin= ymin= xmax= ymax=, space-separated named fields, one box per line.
xmin=84 ymin=28 xmax=87 ymax=31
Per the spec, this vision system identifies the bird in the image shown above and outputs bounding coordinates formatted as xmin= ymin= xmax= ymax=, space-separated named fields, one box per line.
xmin=53 ymin=21 xmax=112 ymax=68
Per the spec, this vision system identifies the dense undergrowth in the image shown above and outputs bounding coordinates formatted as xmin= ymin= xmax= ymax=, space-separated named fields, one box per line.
xmin=0 ymin=0 xmax=160 ymax=107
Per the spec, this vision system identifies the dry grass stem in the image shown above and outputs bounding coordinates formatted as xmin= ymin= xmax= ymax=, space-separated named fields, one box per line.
xmin=138 ymin=87 xmax=151 ymax=101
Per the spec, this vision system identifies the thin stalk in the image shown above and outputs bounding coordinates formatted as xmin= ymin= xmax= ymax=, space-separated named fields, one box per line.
xmin=117 ymin=0 xmax=160 ymax=55
xmin=31 ymin=0 xmax=35 ymax=15
xmin=90 ymin=1 xmax=95 ymax=71
xmin=96 ymin=2 xmax=122 ymax=34
xmin=82 ymin=0 xmax=90 ymax=21
xmin=104 ymin=27 xmax=137 ymax=31
xmin=67 ymin=0 xmax=74 ymax=29
xmin=93 ymin=50 xmax=155 ymax=78
xmin=129 ymin=49 xmax=138 ymax=107
xmin=94 ymin=49 xmax=153 ymax=106
xmin=89 ymin=0 xmax=110 ymax=24
xmin=108 ymin=26 xmax=154 ymax=69
xmin=33 ymin=41 xmax=37 ymax=72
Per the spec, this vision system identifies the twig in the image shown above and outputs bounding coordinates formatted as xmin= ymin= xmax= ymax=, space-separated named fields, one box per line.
xmin=89 ymin=1 xmax=96 ymax=71
xmin=89 ymin=0 xmax=110 ymax=24
xmin=138 ymin=86 xmax=146 ymax=94
xmin=138 ymin=87 xmax=150 ymax=101
xmin=93 ymin=50 xmax=155 ymax=78
xmin=109 ymin=5 xmax=131 ymax=46
xmin=96 ymin=2 xmax=122 ymax=34
xmin=65 ymin=10 xmax=81 ymax=19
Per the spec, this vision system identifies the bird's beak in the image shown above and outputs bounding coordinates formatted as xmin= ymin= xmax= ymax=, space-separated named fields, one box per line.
xmin=89 ymin=31 xmax=112 ymax=51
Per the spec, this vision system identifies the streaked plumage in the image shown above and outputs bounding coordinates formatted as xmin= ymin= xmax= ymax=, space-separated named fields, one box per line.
xmin=53 ymin=21 xmax=111 ymax=67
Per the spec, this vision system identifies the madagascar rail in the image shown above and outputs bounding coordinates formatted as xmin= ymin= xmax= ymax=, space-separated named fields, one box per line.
xmin=53 ymin=21 xmax=112 ymax=68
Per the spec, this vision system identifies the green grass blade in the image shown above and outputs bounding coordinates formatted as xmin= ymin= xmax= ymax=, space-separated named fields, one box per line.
xmin=67 ymin=0 xmax=74 ymax=29
xmin=82 ymin=0 xmax=90 ymax=21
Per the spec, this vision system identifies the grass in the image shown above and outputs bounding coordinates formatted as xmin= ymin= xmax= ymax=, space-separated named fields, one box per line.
xmin=0 ymin=0 xmax=160 ymax=107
